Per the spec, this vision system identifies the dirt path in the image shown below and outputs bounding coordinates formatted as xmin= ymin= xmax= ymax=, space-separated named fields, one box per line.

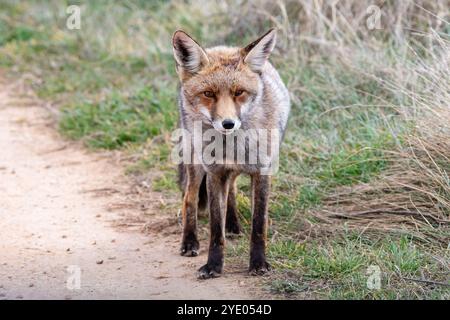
xmin=0 ymin=76 xmax=256 ymax=300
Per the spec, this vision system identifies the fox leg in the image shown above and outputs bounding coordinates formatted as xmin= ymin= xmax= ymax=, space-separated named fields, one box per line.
xmin=249 ymin=173 xmax=271 ymax=275
xmin=180 ymin=165 xmax=204 ymax=257
xmin=225 ymin=173 xmax=241 ymax=235
xmin=198 ymin=172 xmax=230 ymax=279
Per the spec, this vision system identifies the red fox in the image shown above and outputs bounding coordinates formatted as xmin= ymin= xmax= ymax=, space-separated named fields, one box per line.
xmin=172 ymin=28 xmax=290 ymax=279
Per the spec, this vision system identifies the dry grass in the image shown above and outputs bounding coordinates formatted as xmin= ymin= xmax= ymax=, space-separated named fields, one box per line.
xmin=309 ymin=31 xmax=450 ymax=244
xmin=219 ymin=0 xmax=450 ymax=244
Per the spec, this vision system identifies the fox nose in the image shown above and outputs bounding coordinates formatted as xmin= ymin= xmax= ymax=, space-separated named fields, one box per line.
xmin=222 ymin=119 xmax=235 ymax=130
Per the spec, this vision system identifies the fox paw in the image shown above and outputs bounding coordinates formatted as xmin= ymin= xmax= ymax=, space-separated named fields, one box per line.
xmin=180 ymin=239 xmax=199 ymax=257
xmin=225 ymin=221 xmax=242 ymax=236
xmin=225 ymin=215 xmax=242 ymax=235
xmin=197 ymin=263 xmax=222 ymax=279
xmin=249 ymin=260 xmax=271 ymax=276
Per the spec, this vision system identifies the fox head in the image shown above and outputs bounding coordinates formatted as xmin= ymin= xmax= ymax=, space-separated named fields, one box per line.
xmin=172 ymin=29 xmax=277 ymax=135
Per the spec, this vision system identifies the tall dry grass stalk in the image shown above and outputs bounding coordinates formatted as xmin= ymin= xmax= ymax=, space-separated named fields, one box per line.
xmin=223 ymin=0 xmax=448 ymax=41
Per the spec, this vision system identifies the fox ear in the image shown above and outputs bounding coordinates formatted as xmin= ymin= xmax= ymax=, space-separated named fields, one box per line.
xmin=172 ymin=30 xmax=209 ymax=76
xmin=242 ymin=28 xmax=277 ymax=73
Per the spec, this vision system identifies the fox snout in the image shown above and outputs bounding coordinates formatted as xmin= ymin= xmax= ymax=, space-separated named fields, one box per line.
xmin=213 ymin=117 xmax=241 ymax=135
xmin=222 ymin=119 xmax=236 ymax=129
xmin=207 ymin=95 xmax=242 ymax=134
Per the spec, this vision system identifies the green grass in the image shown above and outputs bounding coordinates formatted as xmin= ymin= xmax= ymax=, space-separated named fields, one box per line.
xmin=1 ymin=0 xmax=448 ymax=299
xmin=152 ymin=171 xmax=179 ymax=192
xmin=262 ymin=235 xmax=449 ymax=299
xmin=59 ymin=87 xmax=176 ymax=149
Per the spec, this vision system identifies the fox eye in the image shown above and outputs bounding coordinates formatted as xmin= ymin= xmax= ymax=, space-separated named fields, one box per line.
xmin=234 ymin=89 xmax=244 ymax=97
xmin=203 ymin=91 xmax=215 ymax=98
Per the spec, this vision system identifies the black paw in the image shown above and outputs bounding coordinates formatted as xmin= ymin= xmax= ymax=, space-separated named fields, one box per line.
xmin=225 ymin=219 xmax=241 ymax=235
xmin=180 ymin=238 xmax=199 ymax=257
xmin=197 ymin=263 xmax=222 ymax=279
xmin=249 ymin=259 xmax=271 ymax=276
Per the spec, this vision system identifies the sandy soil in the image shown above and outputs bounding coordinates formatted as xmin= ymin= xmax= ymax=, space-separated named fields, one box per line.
xmin=0 ymin=75 xmax=257 ymax=300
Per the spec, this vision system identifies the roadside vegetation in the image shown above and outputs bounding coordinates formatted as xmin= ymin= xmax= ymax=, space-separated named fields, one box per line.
xmin=1 ymin=0 xmax=448 ymax=299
